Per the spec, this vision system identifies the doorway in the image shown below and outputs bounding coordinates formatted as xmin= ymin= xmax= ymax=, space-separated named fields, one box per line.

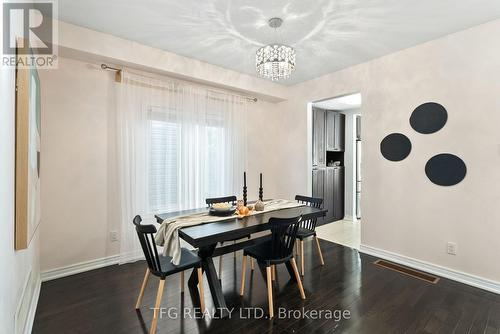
xmin=308 ymin=93 xmax=361 ymax=249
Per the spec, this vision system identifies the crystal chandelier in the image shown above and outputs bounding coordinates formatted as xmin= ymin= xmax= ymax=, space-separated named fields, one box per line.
xmin=256 ymin=18 xmax=296 ymax=81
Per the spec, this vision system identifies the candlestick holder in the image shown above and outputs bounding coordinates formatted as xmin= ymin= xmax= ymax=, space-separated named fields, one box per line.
xmin=259 ymin=173 xmax=263 ymax=201
xmin=243 ymin=185 xmax=247 ymax=206
xmin=243 ymin=171 xmax=247 ymax=206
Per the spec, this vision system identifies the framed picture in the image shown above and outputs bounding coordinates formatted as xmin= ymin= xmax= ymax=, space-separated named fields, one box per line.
xmin=15 ymin=39 xmax=41 ymax=250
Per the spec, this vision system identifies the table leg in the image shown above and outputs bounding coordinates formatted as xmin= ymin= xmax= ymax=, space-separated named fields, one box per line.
xmin=189 ymin=244 xmax=230 ymax=318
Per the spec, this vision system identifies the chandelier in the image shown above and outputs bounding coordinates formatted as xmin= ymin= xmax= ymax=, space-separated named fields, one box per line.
xmin=256 ymin=18 xmax=296 ymax=81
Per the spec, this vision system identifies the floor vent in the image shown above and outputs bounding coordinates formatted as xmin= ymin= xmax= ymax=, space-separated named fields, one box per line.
xmin=374 ymin=259 xmax=440 ymax=284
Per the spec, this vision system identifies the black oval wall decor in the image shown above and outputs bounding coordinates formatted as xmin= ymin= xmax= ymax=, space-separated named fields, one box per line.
xmin=410 ymin=102 xmax=448 ymax=134
xmin=380 ymin=133 xmax=412 ymax=161
xmin=425 ymin=153 xmax=466 ymax=186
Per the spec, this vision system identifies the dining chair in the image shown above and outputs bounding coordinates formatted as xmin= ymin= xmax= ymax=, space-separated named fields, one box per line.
xmin=133 ymin=215 xmax=205 ymax=334
xmin=239 ymin=216 xmax=305 ymax=318
xmin=205 ymin=196 xmax=255 ymax=274
xmin=294 ymin=195 xmax=325 ymax=276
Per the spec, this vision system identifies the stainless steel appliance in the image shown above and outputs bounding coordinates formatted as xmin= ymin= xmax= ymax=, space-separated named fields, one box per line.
xmin=355 ymin=115 xmax=361 ymax=219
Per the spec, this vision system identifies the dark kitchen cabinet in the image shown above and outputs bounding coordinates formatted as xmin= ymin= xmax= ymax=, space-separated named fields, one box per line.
xmin=326 ymin=111 xmax=345 ymax=152
xmin=312 ymin=108 xmax=326 ymax=166
xmin=332 ymin=166 xmax=345 ymax=221
xmin=311 ymin=108 xmax=345 ymax=225
xmin=323 ymin=167 xmax=344 ymax=223
xmin=324 ymin=168 xmax=334 ymax=222
xmin=312 ymin=168 xmax=325 ymax=200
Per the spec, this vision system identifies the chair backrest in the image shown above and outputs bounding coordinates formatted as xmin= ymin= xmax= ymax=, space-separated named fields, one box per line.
xmin=135 ymin=223 xmax=163 ymax=276
xmin=295 ymin=195 xmax=323 ymax=231
xmin=268 ymin=216 xmax=302 ymax=260
xmin=132 ymin=215 xmax=142 ymax=226
xmin=206 ymin=196 xmax=237 ymax=207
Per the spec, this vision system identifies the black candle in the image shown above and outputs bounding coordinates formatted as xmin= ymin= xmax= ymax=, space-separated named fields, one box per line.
xmin=259 ymin=173 xmax=263 ymax=201
xmin=243 ymin=171 xmax=248 ymax=206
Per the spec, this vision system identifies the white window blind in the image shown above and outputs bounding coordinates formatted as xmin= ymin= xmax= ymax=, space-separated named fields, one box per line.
xmin=148 ymin=106 xmax=227 ymax=213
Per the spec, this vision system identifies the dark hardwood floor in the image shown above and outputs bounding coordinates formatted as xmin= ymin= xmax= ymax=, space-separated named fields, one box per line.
xmin=33 ymin=240 xmax=500 ymax=334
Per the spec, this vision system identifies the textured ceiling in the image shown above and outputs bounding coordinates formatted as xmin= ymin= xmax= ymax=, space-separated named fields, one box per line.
xmin=59 ymin=0 xmax=500 ymax=85
xmin=314 ymin=93 xmax=362 ymax=110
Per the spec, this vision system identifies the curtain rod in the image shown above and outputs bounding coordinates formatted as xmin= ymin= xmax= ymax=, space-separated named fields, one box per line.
xmin=100 ymin=63 xmax=258 ymax=102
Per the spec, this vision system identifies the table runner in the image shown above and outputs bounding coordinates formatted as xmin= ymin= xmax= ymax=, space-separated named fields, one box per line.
xmin=155 ymin=199 xmax=304 ymax=265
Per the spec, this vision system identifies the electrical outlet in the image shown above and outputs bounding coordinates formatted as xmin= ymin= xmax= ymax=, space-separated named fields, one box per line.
xmin=446 ymin=242 xmax=457 ymax=255
xmin=110 ymin=231 xmax=119 ymax=242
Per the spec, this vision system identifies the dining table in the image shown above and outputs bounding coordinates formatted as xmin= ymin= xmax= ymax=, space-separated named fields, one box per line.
xmin=154 ymin=201 xmax=327 ymax=317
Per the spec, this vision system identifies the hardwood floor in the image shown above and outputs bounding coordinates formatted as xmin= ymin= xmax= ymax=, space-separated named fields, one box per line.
xmin=33 ymin=240 xmax=500 ymax=334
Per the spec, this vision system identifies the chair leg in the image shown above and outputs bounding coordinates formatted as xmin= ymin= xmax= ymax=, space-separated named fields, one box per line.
xmin=272 ymin=265 xmax=276 ymax=281
xmin=135 ymin=268 xmax=150 ymax=309
xmin=314 ymin=236 xmax=325 ymax=266
xmin=150 ymin=279 xmax=165 ymax=334
xmin=290 ymin=258 xmax=306 ymax=299
xmin=266 ymin=266 xmax=274 ymax=318
xmin=240 ymin=255 xmax=247 ymax=296
xmin=197 ymin=267 xmax=205 ymax=313
xmin=233 ymin=240 xmax=237 ymax=258
xmin=180 ymin=271 xmax=185 ymax=293
xmin=300 ymin=240 xmax=305 ymax=276
xmin=250 ymin=258 xmax=255 ymax=271
xmin=295 ymin=243 xmax=299 ymax=257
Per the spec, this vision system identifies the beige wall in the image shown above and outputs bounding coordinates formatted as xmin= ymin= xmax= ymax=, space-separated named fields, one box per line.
xmin=275 ymin=19 xmax=500 ymax=283
xmin=0 ymin=31 xmax=40 ymax=334
xmin=39 ymin=56 xmax=281 ymax=272
xmin=39 ymin=58 xmax=119 ymax=271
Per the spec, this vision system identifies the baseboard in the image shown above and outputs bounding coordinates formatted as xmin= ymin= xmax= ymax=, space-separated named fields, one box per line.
xmin=24 ymin=275 xmax=41 ymax=334
xmin=41 ymin=255 xmax=122 ymax=282
xmin=41 ymin=252 xmax=146 ymax=282
xmin=359 ymin=244 xmax=500 ymax=295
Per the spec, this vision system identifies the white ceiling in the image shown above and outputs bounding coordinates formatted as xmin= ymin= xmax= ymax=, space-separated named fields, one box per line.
xmin=314 ymin=93 xmax=362 ymax=110
xmin=58 ymin=0 xmax=500 ymax=85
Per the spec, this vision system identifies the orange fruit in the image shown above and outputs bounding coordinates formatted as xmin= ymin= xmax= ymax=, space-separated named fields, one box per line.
xmin=239 ymin=206 xmax=249 ymax=215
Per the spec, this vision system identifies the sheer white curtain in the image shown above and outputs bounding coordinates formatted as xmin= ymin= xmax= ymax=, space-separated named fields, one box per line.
xmin=116 ymin=72 xmax=248 ymax=263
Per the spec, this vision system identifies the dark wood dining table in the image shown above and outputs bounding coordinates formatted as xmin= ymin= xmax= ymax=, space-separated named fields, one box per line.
xmin=155 ymin=202 xmax=327 ymax=316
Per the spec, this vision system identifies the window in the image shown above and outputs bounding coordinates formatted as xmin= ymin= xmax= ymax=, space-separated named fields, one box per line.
xmin=149 ymin=108 xmax=179 ymax=213
xmin=148 ymin=106 xmax=226 ymax=213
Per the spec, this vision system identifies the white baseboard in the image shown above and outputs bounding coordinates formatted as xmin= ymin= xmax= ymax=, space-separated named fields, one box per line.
xmin=359 ymin=244 xmax=500 ymax=295
xmin=41 ymin=253 xmax=145 ymax=282
xmin=24 ymin=276 xmax=41 ymax=334
xmin=41 ymin=255 xmax=121 ymax=282
xmin=344 ymin=215 xmax=354 ymax=221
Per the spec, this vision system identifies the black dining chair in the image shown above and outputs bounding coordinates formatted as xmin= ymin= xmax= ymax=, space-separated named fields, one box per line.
xmin=133 ymin=215 xmax=205 ymax=334
xmin=205 ymin=196 xmax=255 ymax=274
xmin=294 ymin=195 xmax=325 ymax=276
xmin=239 ymin=216 xmax=305 ymax=318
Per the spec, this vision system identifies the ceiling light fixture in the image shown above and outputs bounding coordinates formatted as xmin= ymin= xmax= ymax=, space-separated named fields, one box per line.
xmin=256 ymin=17 xmax=296 ymax=81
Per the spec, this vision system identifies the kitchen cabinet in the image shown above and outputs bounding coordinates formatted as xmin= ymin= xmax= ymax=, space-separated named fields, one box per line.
xmin=324 ymin=168 xmax=334 ymax=222
xmin=311 ymin=108 xmax=345 ymax=224
xmin=323 ymin=167 xmax=344 ymax=223
xmin=312 ymin=108 xmax=326 ymax=166
xmin=332 ymin=166 xmax=345 ymax=221
xmin=326 ymin=111 xmax=345 ymax=152
xmin=312 ymin=168 xmax=325 ymax=200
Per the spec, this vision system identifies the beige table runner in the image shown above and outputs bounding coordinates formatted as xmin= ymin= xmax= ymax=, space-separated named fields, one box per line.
xmin=155 ymin=199 xmax=304 ymax=265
